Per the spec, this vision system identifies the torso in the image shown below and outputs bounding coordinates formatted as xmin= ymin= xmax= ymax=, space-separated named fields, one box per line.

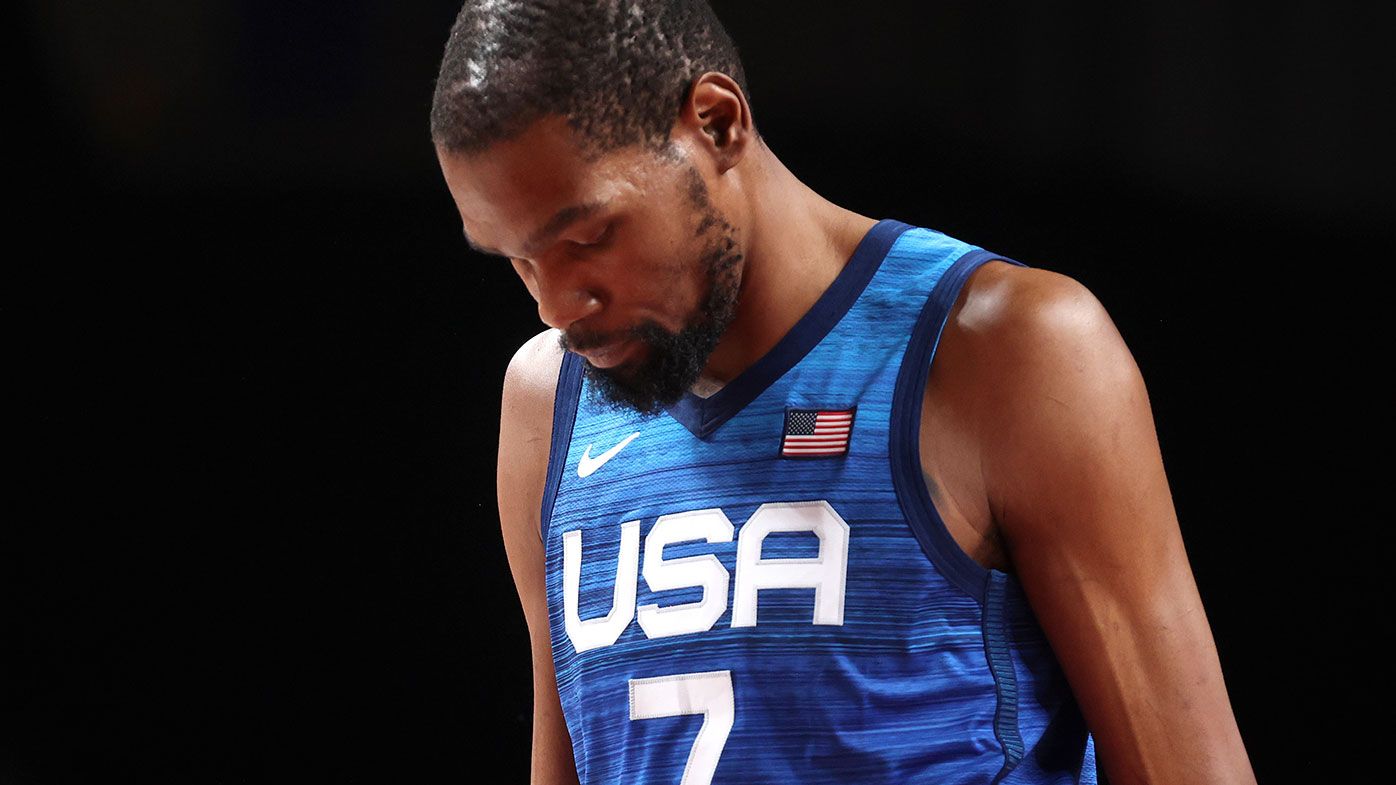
xmin=533 ymin=228 xmax=1099 ymax=784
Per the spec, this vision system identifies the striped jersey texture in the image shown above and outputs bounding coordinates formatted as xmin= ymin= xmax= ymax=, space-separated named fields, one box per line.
xmin=539 ymin=219 xmax=1098 ymax=784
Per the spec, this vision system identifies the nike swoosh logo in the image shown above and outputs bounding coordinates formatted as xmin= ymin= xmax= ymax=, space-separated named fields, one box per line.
xmin=577 ymin=431 xmax=640 ymax=478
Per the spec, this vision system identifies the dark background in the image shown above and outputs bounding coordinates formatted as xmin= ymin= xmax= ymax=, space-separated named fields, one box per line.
xmin=11 ymin=1 xmax=1389 ymax=782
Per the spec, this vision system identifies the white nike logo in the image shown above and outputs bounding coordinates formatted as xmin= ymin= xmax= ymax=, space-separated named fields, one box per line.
xmin=577 ymin=431 xmax=641 ymax=478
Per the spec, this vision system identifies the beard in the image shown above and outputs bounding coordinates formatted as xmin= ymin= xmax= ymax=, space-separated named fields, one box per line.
xmin=558 ymin=170 xmax=743 ymax=416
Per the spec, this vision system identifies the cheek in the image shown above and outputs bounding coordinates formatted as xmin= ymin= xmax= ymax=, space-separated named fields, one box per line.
xmin=642 ymin=267 xmax=706 ymax=330
xmin=642 ymin=238 xmax=701 ymax=293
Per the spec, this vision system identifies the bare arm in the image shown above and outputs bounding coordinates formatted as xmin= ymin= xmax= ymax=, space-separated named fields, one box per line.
xmin=497 ymin=329 xmax=580 ymax=785
xmin=971 ymin=267 xmax=1256 ymax=784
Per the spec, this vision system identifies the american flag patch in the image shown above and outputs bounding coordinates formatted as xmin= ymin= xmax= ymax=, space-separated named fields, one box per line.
xmin=781 ymin=408 xmax=855 ymax=458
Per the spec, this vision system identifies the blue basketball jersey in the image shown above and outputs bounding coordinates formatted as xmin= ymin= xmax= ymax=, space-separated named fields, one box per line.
xmin=540 ymin=219 xmax=1098 ymax=784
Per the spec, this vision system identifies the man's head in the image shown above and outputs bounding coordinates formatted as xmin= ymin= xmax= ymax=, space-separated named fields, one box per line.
xmin=431 ymin=1 xmax=762 ymax=415
xmin=430 ymin=0 xmax=754 ymax=161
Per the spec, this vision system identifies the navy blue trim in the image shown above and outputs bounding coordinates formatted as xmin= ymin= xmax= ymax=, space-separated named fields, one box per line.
xmin=664 ymin=218 xmax=915 ymax=439
xmin=888 ymin=249 xmax=1028 ymax=604
xmin=539 ymin=350 xmax=585 ymax=542
xmin=984 ymin=570 xmax=1026 ymax=784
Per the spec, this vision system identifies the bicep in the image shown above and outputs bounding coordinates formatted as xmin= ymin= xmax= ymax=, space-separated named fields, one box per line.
xmin=978 ymin=273 xmax=1253 ymax=784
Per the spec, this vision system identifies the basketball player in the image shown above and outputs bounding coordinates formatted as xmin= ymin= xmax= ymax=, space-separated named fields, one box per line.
xmin=430 ymin=2 xmax=1256 ymax=783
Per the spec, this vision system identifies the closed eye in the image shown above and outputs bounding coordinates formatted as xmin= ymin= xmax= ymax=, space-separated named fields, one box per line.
xmin=573 ymin=222 xmax=614 ymax=249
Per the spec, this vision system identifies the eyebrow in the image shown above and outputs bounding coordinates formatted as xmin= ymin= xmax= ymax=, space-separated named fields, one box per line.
xmin=463 ymin=200 xmax=607 ymax=259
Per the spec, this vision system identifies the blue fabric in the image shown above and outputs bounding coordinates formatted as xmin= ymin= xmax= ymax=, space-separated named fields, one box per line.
xmin=541 ymin=219 xmax=1097 ymax=784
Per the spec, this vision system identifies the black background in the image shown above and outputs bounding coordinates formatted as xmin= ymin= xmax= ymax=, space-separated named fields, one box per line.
xmin=11 ymin=1 xmax=1390 ymax=782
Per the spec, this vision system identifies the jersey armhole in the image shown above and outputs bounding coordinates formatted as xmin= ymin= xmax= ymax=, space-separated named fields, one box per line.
xmin=539 ymin=350 xmax=585 ymax=543
xmin=889 ymin=248 xmax=1030 ymax=605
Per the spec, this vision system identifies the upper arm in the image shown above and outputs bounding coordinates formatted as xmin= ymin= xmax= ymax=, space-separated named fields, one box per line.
xmin=497 ymin=328 xmax=565 ymax=654
xmin=497 ymin=329 xmax=582 ymax=782
xmin=970 ymin=268 xmax=1256 ymax=784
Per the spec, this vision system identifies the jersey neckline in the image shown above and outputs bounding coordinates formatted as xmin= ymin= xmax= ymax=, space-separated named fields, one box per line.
xmin=663 ymin=217 xmax=914 ymax=439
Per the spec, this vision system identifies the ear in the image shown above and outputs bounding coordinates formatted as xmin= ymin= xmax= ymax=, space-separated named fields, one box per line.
xmin=678 ymin=71 xmax=755 ymax=174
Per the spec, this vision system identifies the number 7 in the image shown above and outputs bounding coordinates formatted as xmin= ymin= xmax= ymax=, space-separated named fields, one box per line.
xmin=628 ymin=670 xmax=735 ymax=785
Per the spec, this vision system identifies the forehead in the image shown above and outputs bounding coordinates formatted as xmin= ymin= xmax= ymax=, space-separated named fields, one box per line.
xmin=437 ymin=114 xmax=667 ymax=257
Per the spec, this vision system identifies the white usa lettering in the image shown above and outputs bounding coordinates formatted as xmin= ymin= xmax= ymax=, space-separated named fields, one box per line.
xmin=562 ymin=500 xmax=850 ymax=653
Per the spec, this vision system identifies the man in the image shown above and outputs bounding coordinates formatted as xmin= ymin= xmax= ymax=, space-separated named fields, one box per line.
xmin=430 ymin=2 xmax=1256 ymax=783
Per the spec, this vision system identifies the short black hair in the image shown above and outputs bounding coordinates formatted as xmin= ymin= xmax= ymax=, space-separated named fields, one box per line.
xmin=430 ymin=0 xmax=754 ymax=160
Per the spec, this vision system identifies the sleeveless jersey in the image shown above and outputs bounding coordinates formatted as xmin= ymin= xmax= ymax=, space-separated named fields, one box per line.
xmin=540 ymin=219 xmax=1098 ymax=784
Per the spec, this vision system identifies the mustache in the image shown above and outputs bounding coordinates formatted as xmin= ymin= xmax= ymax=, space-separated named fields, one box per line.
xmin=559 ymin=321 xmax=673 ymax=353
xmin=558 ymin=325 xmax=635 ymax=353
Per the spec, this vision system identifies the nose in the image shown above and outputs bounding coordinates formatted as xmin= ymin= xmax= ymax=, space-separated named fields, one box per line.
xmin=531 ymin=260 xmax=603 ymax=331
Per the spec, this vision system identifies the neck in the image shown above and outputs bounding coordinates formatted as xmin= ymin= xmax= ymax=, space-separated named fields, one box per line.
xmin=695 ymin=148 xmax=878 ymax=392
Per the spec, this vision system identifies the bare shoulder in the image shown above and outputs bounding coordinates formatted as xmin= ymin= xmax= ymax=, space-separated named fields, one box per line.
xmin=933 ymin=258 xmax=1120 ymax=399
xmin=951 ymin=259 xmax=1117 ymax=348
xmin=943 ymin=259 xmax=1135 ymax=410
xmin=948 ymin=256 xmax=1142 ymax=464
xmin=501 ymin=328 xmax=567 ymax=432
